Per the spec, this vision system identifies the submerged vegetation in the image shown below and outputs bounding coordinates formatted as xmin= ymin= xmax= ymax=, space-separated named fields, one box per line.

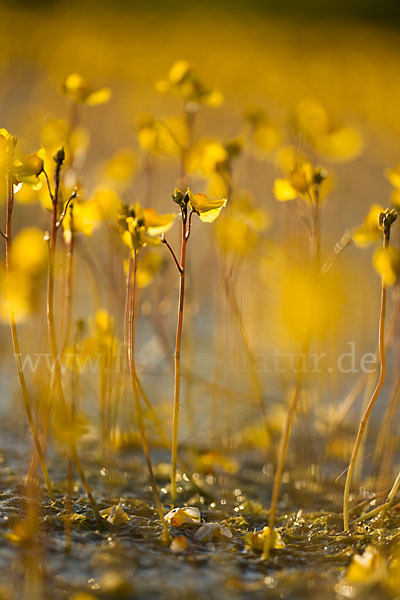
xmin=2 ymin=5 xmax=400 ymax=598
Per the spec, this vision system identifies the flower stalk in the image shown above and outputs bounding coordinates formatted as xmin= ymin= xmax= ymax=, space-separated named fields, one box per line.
xmin=343 ymin=209 xmax=397 ymax=531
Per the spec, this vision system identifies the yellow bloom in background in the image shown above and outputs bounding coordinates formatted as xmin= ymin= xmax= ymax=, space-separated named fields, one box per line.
xmin=293 ymin=97 xmax=364 ymax=162
xmin=243 ymin=106 xmax=281 ymax=157
xmin=385 ymin=163 xmax=400 ymax=207
xmin=104 ymin=150 xmax=137 ymax=184
xmin=352 ymin=204 xmax=385 ymax=247
xmin=136 ymin=250 xmax=166 ymax=288
xmin=273 ymin=146 xmax=328 ymax=203
xmin=273 ymin=160 xmax=314 ymax=201
xmin=214 ymin=190 xmax=270 ymax=256
xmin=185 ymin=139 xmax=228 ymax=176
xmin=64 ymin=310 xmax=119 ymax=374
xmin=0 ymin=269 xmax=32 ymax=323
xmin=41 ymin=118 xmax=90 ymax=165
xmin=186 ymin=188 xmax=227 ymax=223
xmin=136 ymin=113 xmax=188 ymax=157
xmin=373 ymin=246 xmax=400 ymax=285
xmin=65 ymin=188 xmax=121 ymax=238
xmin=315 ymin=126 xmax=364 ymax=162
xmin=12 ymin=228 xmax=47 ymax=276
xmin=61 ymin=73 xmax=111 ymax=106
xmin=155 ymin=59 xmax=224 ymax=108
xmin=143 ymin=208 xmax=176 ymax=236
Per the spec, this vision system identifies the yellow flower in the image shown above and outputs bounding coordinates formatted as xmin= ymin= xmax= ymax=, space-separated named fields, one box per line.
xmin=119 ymin=203 xmax=175 ymax=251
xmin=13 ymin=148 xmax=46 ymax=190
xmin=186 ymin=188 xmax=227 ymax=223
xmin=214 ymin=190 xmax=270 ymax=256
xmin=155 ymin=60 xmax=224 ymax=108
xmin=352 ymin=204 xmax=385 ymax=247
xmin=293 ymin=98 xmax=364 ymax=162
xmin=273 ymin=161 xmax=317 ymax=202
xmin=373 ymin=246 xmax=400 ymax=285
xmin=61 ymin=73 xmax=111 ymax=106
xmin=385 ymin=163 xmax=400 ymax=207
xmin=136 ymin=113 xmax=188 ymax=157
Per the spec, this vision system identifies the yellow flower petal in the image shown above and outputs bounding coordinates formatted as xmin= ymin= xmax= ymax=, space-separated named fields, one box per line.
xmin=317 ymin=127 xmax=364 ymax=162
xmin=373 ymin=246 xmax=400 ymax=285
xmin=273 ymin=178 xmax=297 ymax=201
xmin=198 ymin=206 xmax=226 ymax=223
xmin=347 ymin=546 xmax=387 ymax=584
xmin=385 ymin=165 xmax=400 ymax=190
xmin=168 ymin=59 xmax=190 ymax=84
xmin=85 ymin=87 xmax=112 ymax=106
xmin=143 ymin=208 xmax=175 ymax=236
xmin=189 ymin=191 xmax=227 ymax=213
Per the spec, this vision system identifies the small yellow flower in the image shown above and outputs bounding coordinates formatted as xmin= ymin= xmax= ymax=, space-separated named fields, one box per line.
xmin=61 ymin=73 xmax=111 ymax=106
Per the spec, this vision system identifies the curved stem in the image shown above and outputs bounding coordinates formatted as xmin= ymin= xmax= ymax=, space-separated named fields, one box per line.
xmin=267 ymin=353 xmax=305 ymax=537
xmin=343 ymin=234 xmax=388 ymax=531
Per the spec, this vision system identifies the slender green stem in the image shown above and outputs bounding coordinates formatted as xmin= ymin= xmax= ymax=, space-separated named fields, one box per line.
xmin=127 ymin=252 xmax=170 ymax=542
xmin=171 ymin=212 xmax=188 ymax=505
xmin=4 ymin=161 xmax=54 ymax=501
xmin=343 ymin=234 xmax=388 ymax=531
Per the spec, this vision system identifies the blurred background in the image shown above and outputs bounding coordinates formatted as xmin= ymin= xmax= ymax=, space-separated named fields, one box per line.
xmin=1 ymin=0 xmax=400 ymax=457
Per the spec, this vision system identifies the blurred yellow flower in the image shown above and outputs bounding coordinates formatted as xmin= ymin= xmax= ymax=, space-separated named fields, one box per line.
xmin=136 ymin=250 xmax=165 ymax=288
xmin=12 ymin=228 xmax=47 ymax=275
xmin=373 ymin=246 xmax=400 ymax=285
xmin=214 ymin=190 xmax=270 ymax=256
xmin=61 ymin=73 xmax=111 ymax=106
xmin=293 ymin=98 xmax=364 ymax=162
xmin=104 ymin=149 xmax=137 ymax=183
xmin=273 ymin=161 xmax=314 ymax=201
xmin=156 ymin=60 xmax=224 ymax=108
xmin=64 ymin=187 xmax=121 ymax=237
xmin=385 ymin=163 xmax=400 ymax=207
xmin=352 ymin=204 xmax=385 ymax=247
xmin=347 ymin=546 xmax=387 ymax=585
xmin=136 ymin=113 xmax=188 ymax=157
